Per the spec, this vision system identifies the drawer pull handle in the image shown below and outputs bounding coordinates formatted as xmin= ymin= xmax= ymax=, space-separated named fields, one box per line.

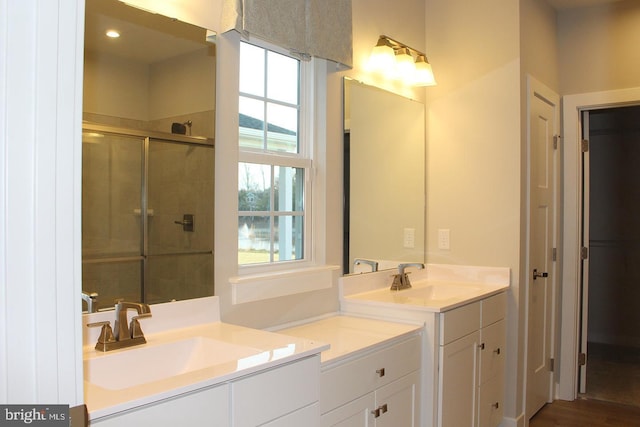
xmin=494 ymin=347 xmax=501 ymax=355
xmin=479 ymin=343 xmax=485 ymax=350
xmin=372 ymin=404 xmax=388 ymax=418
xmin=376 ymin=368 xmax=385 ymax=377
xmin=492 ymin=402 xmax=500 ymax=409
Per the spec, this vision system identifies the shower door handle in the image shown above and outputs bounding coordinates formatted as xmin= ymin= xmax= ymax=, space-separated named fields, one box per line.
xmin=174 ymin=214 xmax=194 ymax=232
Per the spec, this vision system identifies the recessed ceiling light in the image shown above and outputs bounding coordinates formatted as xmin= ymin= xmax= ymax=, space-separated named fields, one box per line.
xmin=105 ymin=30 xmax=120 ymax=38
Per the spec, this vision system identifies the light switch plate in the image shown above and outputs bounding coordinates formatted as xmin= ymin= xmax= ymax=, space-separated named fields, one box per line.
xmin=438 ymin=229 xmax=450 ymax=250
xmin=403 ymin=228 xmax=415 ymax=248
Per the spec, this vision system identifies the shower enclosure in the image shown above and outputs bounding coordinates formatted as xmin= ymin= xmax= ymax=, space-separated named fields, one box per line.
xmin=82 ymin=123 xmax=214 ymax=311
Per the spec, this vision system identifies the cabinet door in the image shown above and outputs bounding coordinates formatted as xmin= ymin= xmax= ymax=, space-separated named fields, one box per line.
xmin=479 ymin=319 xmax=506 ymax=384
xmin=90 ymin=384 xmax=229 ymax=427
xmin=263 ymin=403 xmax=320 ymax=427
xmin=321 ymin=394 xmax=375 ymax=427
xmin=438 ymin=331 xmax=480 ymax=427
xmin=477 ymin=374 xmax=504 ymax=427
xmin=374 ymin=371 xmax=420 ymax=427
xmin=232 ymin=356 xmax=319 ymax=427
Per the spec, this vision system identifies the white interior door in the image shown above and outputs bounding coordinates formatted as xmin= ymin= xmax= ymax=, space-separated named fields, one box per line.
xmin=526 ymin=79 xmax=559 ymax=420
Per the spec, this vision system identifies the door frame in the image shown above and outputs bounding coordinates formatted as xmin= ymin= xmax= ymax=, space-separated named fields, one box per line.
xmin=559 ymin=86 xmax=640 ymax=400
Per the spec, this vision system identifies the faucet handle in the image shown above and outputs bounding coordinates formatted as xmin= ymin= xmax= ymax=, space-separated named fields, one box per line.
xmin=130 ymin=313 xmax=152 ymax=339
xmin=87 ymin=321 xmax=116 ymax=345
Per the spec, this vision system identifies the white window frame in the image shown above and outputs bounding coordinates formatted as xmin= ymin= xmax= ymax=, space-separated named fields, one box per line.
xmin=238 ymin=38 xmax=312 ymax=270
xmin=230 ymin=36 xmax=337 ymax=304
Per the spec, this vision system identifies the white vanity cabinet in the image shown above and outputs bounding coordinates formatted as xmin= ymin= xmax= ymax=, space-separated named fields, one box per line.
xmin=90 ymin=355 xmax=321 ymax=427
xmin=320 ymin=334 xmax=422 ymax=427
xmin=438 ymin=293 xmax=506 ymax=427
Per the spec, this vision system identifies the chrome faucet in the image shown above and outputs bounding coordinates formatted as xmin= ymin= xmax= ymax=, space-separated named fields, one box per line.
xmin=390 ymin=263 xmax=425 ymax=291
xmin=87 ymin=300 xmax=152 ymax=352
xmin=81 ymin=291 xmax=98 ymax=313
xmin=354 ymin=258 xmax=379 ymax=273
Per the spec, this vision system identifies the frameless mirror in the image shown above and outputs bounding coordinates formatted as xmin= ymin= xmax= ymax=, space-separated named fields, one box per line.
xmin=81 ymin=0 xmax=216 ymax=311
xmin=343 ymin=78 xmax=425 ymax=274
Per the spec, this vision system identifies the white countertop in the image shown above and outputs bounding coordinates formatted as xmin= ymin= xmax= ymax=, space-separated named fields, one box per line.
xmin=340 ymin=264 xmax=510 ymax=313
xmin=277 ymin=315 xmax=422 ymax=366
xmin=83 ymin=297 xmax=328 ymax=420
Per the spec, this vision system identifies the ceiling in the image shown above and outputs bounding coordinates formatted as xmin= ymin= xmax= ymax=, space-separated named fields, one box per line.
xmin=547 ymin=0 xmax=623 ymax=9
xmin=85 ymin=0 xmax=212 ymax=64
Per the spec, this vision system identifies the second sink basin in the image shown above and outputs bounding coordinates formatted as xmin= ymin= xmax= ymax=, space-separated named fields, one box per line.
xmin=346 ymin=281 xmax=487 ymax=308
xmin=85 ymin=336 xmax=262 ymax=390
xmin=398 ymin=283 xmax=483 ymax=301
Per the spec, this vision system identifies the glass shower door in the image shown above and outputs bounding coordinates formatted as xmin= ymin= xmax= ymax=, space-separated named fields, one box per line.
xmin=145 ymin=139 xmax=214 ymax=304
xmin=82 ymin=131 xmax=145 ymax=308
xmin=82 ymin=126 xmax=215 ymax=311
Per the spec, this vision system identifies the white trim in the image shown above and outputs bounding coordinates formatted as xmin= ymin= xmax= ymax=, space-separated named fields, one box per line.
xmin=560 ymin=86 xmax=640 ymax=400
xmin=1 ymin=0 xmax=84 ymax=404
xmin=230 ymin=265 xmax=339 ymax=304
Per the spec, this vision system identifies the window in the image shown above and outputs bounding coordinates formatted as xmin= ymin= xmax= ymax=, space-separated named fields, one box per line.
xmin=238 ymin=40 xmax=311 ymax=267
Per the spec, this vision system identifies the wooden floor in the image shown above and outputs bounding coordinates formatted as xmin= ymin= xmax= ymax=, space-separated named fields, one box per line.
xmin=529 ymin=398 xmax=640 ymax=427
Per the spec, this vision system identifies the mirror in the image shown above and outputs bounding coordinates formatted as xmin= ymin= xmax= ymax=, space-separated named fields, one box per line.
xmin=343 ymin=78 xmax=425 ymax=274
xmin=81 ymin=0 xmax=216 ymax=311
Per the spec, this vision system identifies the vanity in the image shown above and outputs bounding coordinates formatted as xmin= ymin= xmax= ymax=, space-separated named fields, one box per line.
xmin=82 ymin=265 xmax=508 ymax=427
xmin=338 ymin=264 xmax=509 ymax=427
xmin=83 ymin=297 xmax=328 ymax=426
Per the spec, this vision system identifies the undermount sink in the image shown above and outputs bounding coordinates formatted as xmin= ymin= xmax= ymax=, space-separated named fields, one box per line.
xmin=349 ymin=282 xmax=486 ymax=306
xmin=85 ymin=336 xmax=262 ymax=390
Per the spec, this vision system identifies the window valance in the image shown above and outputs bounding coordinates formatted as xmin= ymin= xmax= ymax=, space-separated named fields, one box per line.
xmin=221 ymin=0 xmax=352 ymax=69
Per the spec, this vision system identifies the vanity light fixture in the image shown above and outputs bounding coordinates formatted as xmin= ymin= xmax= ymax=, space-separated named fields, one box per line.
xmin=368 ymin=35 xmax=436 ymax=87
xmin=105 ymin=29 xmax=120 ymax=38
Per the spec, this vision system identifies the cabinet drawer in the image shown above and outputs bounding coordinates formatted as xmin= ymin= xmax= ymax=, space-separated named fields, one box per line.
xmin=232 ymin=355 xmax=320 ymax=427
xmin=440 ymin=301 xmax=480 ymax=345
xmin=479 ymin=319 xmax=506 ymax=384
xmin=481 ymin=292 xmax=506 ymax=327
xmin=320 ymin=335 xmax=421 ymax=414
xmin=477 ymin=373 xmax=504 ymax=427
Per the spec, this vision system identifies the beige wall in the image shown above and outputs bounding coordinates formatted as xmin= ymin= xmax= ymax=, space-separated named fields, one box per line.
xmin=149 ymin=47 xmax=216 ymax=120
xmin=422 ymin=0 xmax=558 ymax=424
xmin=559 ymin=0 xmax=640 ymax=95
xmin=83 ymin=51 xmax=150 ymax=121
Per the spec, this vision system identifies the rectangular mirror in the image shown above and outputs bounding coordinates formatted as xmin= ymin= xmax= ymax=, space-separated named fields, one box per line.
xmin=82 ymin=0 xmax=216 ymax=311
xmin=343 ymin=78 xmax=425 ymax=274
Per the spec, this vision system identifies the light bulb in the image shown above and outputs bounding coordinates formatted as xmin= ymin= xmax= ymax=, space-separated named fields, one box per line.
xmin=414 ymin=55 xmax=436 ymax=86
xmin=394 ymin=47 xmax=415 ymax=81
xmin=369 ymin=37 xmax=395 ymax=72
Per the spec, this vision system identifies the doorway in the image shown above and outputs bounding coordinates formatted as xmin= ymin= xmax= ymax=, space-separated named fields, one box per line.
xmin=579 ymin=105 xmax=640 ymax=407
